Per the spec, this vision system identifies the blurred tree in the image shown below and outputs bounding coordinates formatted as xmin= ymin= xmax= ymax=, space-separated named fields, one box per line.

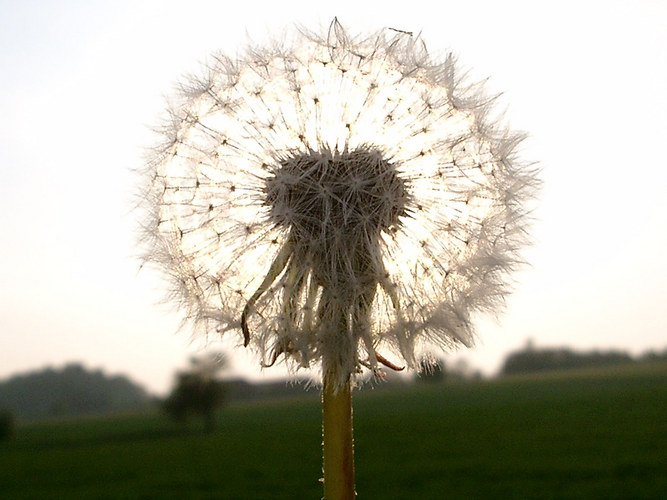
xmin=163 ymin=353 xmax=228 ymax=432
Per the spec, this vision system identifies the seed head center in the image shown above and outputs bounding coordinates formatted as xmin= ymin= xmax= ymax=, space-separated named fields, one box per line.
xmin=265 ymin=147 xmax=408 ymax=241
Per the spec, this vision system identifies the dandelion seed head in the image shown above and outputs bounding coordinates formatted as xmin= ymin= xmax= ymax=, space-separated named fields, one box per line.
xmin=141 ymin=19 xmax=540 ymax=387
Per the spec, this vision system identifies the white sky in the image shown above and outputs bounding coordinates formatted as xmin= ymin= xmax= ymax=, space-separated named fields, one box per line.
xmin=1 ymin=0 xmax=665 ymax=394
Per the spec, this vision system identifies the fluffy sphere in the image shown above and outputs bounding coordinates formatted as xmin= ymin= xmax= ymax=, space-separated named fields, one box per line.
xmin=141 ymin=19 xmax=539 ymax=386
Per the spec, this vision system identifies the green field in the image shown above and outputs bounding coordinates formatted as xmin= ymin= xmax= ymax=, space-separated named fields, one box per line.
xmin=1 ymin=362 xmax=665 ymax=499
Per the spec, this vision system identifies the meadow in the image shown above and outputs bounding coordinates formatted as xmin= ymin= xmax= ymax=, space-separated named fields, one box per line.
xmin=1 ymin=362 xmax=665 ymax=499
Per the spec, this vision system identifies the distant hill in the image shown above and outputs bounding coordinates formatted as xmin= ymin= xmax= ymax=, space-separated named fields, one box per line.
xmin=0 ymin=363 xmax=152 ymax=420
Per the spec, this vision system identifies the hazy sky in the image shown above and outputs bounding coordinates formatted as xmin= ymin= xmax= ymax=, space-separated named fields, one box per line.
xmin=1 ymin=0 xmax=665 ymax=394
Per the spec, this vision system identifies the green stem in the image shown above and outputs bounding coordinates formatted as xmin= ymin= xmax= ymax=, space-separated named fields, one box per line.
xmin=322 ymin=376 xmax=356 ymax=499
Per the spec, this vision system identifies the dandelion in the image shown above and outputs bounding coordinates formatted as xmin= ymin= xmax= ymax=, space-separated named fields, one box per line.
xmin=140 ymin=18 xmax=539 ymax=499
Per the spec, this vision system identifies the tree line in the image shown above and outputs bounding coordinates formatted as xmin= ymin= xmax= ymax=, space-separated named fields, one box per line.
xmin=1 ymin=345 xmax=664 ymax=432
xmin=500 ymin=344 xmax=666 ymax=375
xmin=0 ymin=363 xmax=151 ymax=422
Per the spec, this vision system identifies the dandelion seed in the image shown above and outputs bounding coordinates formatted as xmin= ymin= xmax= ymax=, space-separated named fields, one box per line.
xmin=140 ymin=19 xmax=539 ymax=390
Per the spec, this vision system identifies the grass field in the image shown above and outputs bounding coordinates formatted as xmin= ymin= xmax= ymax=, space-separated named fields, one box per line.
xmin=1 ymin=362 xmax=665 ymax=499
